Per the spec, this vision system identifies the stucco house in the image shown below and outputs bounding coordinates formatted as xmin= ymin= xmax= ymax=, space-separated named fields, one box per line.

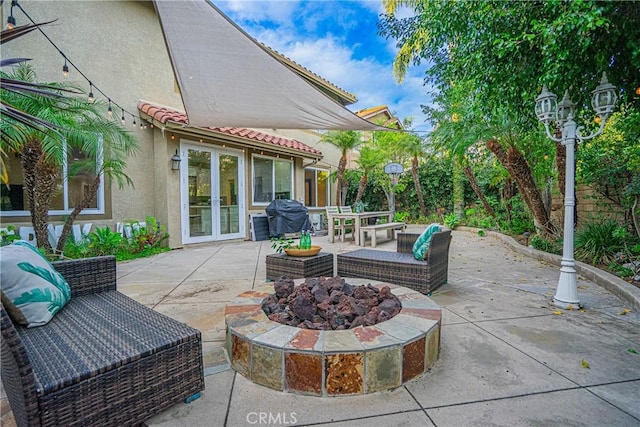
xmin=1 ymin=1 xmax=395 ymax=248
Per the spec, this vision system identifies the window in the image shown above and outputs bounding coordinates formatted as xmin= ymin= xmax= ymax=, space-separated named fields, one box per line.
xmin=252 ymin=155 xmax=293 ymax=205
xmin=304 ymin=168 xmax=329 ymax=207
xmin=0 ymin=142 xmax=103 ymax=216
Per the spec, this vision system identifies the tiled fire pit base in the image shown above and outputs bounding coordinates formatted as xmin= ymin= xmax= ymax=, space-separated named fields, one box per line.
xmin=225 ymin=282 xmax=441 ymax=396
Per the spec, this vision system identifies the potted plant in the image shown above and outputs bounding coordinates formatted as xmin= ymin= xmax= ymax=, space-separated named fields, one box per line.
xmin=270 ymin=236 xmax=294 ymax=253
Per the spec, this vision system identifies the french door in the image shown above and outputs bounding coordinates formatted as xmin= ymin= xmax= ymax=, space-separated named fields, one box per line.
xmin=180 ymin=143 xmax=244 ymax=244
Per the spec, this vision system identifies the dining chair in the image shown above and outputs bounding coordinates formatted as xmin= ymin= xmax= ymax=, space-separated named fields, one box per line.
xmin=325 ymin=206 xmax=345 ymax=241
xmin=339 ymin=206 xmax=355 ymax=241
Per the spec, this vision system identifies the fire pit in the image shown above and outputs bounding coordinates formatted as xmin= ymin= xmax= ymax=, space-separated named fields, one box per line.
xmin=225 ymin=277 xmax=441 ymax=396
xmin=263 ymin=276 xmax=402 ymax=330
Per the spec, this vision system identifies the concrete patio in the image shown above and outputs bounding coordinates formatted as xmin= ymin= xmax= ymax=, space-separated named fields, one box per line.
xmin=2 ymin=227 xmax=639 ymax=426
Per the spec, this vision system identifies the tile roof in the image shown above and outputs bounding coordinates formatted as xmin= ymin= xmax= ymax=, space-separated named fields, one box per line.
xmin=137 ymin=100 xmax=322 ymax=156
xmin=356 ymin=105 xmax=403 ymax=130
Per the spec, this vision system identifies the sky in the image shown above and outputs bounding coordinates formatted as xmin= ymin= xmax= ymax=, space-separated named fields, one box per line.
xmin=214 ymin=0 xmax=434 ymax=133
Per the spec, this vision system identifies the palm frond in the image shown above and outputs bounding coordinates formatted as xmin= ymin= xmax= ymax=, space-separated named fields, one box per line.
xmin=0 ymin=21 xmax=56 ymax=43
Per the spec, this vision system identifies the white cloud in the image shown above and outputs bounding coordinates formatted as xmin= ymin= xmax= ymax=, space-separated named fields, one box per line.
xmin=216 ymin=0 xmax=434 ymax=133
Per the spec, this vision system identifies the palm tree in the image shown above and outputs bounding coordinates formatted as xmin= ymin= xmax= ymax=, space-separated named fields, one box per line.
xmin=1 ymin=63 xmax=138 ymax=252
xmin=320 ymin=130 xmax=361 ymax=205
xmin=354 ymin=145 xmax=384 ymax=205
xmin=1 ymin=21 xmax=64 ymax=185
xmin=397 ymin=130 xmax=428 ymax=216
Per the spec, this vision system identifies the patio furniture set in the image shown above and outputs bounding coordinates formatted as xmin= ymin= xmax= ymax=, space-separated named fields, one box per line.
xmin=325 ymin=207 xmax=406 ymax=247
xmin=267 ymin=229 xmax=452 ymax=295
xmin=1 ymin=225 xmax=451 ymax=426
xmin=1 ymin=256 xmax=204 ymax=427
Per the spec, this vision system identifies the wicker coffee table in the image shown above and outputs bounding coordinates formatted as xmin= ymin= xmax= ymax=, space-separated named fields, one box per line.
xmin=266 ymin=252 xmax=334 ymax=280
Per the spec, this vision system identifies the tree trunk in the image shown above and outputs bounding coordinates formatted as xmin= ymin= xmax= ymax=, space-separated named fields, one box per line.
xmin=632 ymin=195 xmax=640 ymax=238
xmin=355 ymin=173 xmax=368 ymax=205
xmin=56 ymin=176 xmax=101 ymax=252
xmin=462 ymin=164 xmax=495 ymax=217
xmin=22 ymin=139 xmax=55 ymax=252
xmin=336 ymin=155 xmax=347 ymax=205
xmin=486 ymin=139 xmax=556 ymax=236
xmin=412 ymin=155 xmax=426 ymax=216
xmin=452 ymin=158 xmax=464 ymax=218
xmin=502 ymin=177 xmax=514 ymax=222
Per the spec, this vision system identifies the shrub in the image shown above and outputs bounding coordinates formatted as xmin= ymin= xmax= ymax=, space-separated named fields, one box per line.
xmin=531 ymin=235 xmax=562 ymax=255
xmin=394 ymin=211 xmax=410 ymax=222
xmin=87 ymin=226 xmax=126 ymax=256
xmin=0 ymin=225 xmax=20 ymax=246
xmin=127 ymin=217 xmax=169 ymax=253
xmin=574 ymin=219 xmax=626 ymax=266
xmin=444 ymin=213 xmax=460 ymax=229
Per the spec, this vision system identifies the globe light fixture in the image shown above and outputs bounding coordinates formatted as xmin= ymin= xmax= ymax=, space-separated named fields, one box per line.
xmin=534 ymin=72 xmax=617 ymax=309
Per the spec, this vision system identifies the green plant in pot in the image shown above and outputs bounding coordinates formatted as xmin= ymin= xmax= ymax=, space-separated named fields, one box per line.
xmin=270 ymin=236 xmax=295 ymax=253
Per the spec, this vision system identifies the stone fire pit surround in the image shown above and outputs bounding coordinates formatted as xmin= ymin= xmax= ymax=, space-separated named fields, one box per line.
xmin=225 ymin=281 xmax=442 ymax=396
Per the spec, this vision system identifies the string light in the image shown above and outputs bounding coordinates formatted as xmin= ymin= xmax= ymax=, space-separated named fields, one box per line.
xmin=62 ymin=58 xmax=69 ymax=78
xmin=121 ymin=108 xmax=126 ymax=125
xmin=87 ymin=82 xmax=94 ymax=103
xmin=9 ymin=1 xmax=147 ymax=131
xmin=5 ymin=1 xmax=16 ymax=30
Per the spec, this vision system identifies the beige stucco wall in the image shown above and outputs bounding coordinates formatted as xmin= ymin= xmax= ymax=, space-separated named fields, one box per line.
xmin=2 ymin=1 xmax=185 ymax=243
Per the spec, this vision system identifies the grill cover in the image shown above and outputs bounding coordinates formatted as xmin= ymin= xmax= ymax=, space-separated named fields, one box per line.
xmin=266 ymin=200 xmax=311 ymax=237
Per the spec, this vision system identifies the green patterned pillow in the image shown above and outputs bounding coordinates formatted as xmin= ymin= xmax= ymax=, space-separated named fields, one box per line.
xmin=0 ymin=240 xmax=71 ymax=327
xmin=412 ymin=223 xmax=442 ymax=260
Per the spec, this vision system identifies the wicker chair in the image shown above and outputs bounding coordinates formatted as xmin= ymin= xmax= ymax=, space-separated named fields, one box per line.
xmin=1 ymin=256 xmax=204 ymax=427
xmin=336 ymin=230 xmax=452 ymax=294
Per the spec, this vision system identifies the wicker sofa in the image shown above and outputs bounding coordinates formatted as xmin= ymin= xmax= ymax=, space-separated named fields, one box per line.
xmin=1 ymin=256 xmax=204 ymax=427
xmin=337 ymin=230 xmax=452 ymax=294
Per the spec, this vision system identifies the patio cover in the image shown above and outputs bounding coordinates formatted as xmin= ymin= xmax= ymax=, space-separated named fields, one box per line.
xmin=154 ymin=0 xmax=389 ymax=131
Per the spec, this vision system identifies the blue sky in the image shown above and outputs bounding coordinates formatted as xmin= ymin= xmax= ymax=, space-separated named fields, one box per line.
xmin=214 ymin=0 xmax=433 ymax=133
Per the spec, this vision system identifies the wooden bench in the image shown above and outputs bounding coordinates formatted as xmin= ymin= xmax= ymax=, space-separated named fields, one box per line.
xmin=359 ymin=222 xmax=406 ymax=247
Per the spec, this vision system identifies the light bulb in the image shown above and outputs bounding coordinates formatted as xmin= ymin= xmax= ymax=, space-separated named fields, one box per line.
xmin=5 ymin=15 xmax=16 ymax=31
xmin=62 ymin=60 xmax=69 ymax=78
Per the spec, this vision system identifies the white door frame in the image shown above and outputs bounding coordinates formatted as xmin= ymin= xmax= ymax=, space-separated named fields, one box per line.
xmin=180 ymin=142 xmax=245 ymax=244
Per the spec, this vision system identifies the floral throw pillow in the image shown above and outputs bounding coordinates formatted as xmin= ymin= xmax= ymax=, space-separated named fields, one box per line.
xmin=0 ymin=240 xmax=71 ymax=327
xmin=412 ymin=223 xmax=442 ymax=261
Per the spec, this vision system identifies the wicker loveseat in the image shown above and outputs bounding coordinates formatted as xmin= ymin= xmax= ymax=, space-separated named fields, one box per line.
xmin=337 ymin=230 xmax=452 ymax=294
xmin=1 ymin=256 xmax=204 ymax=427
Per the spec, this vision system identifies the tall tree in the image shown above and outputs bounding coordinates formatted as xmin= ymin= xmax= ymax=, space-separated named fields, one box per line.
xmin=396 ymin=121 xmax=428 ymax=216
xmin=380 ymin=0 xmax=640 ymax=234
xmin=1 ymin=64 xmax=138 ymax=252
xmin=320 ymin=130 xmax=361 ymax=205
xmin=354 ymin=144 xmax=384 ymax=205
xmin=380 ymin=1 xmax=639 ymax=119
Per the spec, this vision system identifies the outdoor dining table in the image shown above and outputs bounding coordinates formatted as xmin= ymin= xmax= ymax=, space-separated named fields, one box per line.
xmin=326 ymin=211 xmax=393 ymax=246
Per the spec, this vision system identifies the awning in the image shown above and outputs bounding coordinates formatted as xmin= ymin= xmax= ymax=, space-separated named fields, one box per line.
xmin=153 ymin=0 xmax=389 ymax=131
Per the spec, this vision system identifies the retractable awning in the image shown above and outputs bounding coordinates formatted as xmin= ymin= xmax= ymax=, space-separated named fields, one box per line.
xmin=153 ymin=0 xmax=389 ymax=131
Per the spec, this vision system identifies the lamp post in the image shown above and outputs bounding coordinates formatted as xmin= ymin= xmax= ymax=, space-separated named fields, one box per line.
xmin=384 ymin=162 xmax=404 ymax=219
xmin=534 ymin=72 xmax=617 ymax=309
